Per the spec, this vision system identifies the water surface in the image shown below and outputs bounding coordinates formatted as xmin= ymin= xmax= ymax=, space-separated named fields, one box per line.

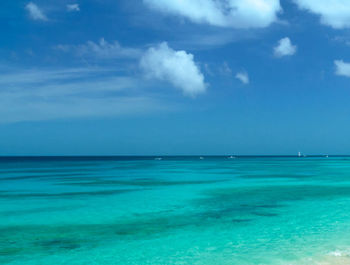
xmin=1 ymin=156 xmax=350 ymax=264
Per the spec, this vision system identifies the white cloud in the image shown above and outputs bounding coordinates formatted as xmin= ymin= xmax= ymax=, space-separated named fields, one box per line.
xmin=235 ymin=71 xmax=249 ymax=84
xmin=55 ymin=38 xmax=141 ymax=59
xmin=67 ymin=4 xmax=80 ymax=12
xmin=0 ymin=67 xmax=168 ymax=123
xmin=143 ymin=0 xmax=282 ymax=29
xmin=335 ymin=60 xmax=350 ymax=77
xmin=25 ymin=2 xmax=47 ymax=21
xmin=293 ymin=0 xmax=350 ymax=29
xmin=273 ymin=37 xmax=297 ymax=57
xmin=140 ymin=42 xmax=207 ymax=97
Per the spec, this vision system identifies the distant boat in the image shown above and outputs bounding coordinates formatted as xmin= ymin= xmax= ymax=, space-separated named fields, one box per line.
xmin=325 ymin=155 xmax=329 ymax=158
xmin=199 ymin=157 xmax=204 ymax=160
xmin=155 ymin=157 xmax=162 ymax=161
xmin=228 ymin=156 xmax=236 ymax=159
xmin=298 ymin=152 xmax=302 ymax=157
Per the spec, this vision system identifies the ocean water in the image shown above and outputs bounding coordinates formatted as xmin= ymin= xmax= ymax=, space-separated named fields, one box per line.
xmin=1 ymin=156 xmax=350 ymax=265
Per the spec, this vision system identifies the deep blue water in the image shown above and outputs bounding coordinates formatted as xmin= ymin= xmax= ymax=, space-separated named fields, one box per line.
xmin=1 ymin=156 xmax=350 ymax=264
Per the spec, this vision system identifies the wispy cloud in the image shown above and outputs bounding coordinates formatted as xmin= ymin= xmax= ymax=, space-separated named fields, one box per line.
xmin=143 ymin=0 xmax=282 ymax=29
xmin=293 ymin=0 xmax=350 ymax=29
xmin=54 ymin=40 xmax=208 ymax=98
xmin=0 ymin=95 xmax=162 ymax=123
xmin=335 ymin=60 xmax=350 ymax=77
xmin=274 ymin=37 xmax=297 ymax=57
xmin=55 ymin=38 xmax=142 ymax=59
xmin=220 ymin=62 xmax=232 ymax=75
xmin=332 ymin=36 xmax=350 ymax=46
xmin=0 ymin=67 xmax=167 ymax=123
xmin=140 ymin=42 xmax=207 ymax=97
xmin=67 ymin=4 xmax=80 ymax=12
xmin=235 ymin=71 xmax=249 ymax=84
xmin=25 ymin=2 xmax=47 ymax=21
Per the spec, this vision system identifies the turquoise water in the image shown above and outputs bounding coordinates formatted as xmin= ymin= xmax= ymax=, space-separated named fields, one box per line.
xmin=1 ymin=156 xmax=350 ymax=264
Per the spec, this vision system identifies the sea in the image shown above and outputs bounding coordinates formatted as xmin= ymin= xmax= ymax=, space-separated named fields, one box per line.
xmin=1 ymin=156 xmax=350 ymax=265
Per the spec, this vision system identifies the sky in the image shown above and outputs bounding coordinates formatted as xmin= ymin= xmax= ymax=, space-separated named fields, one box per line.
xmin=1 ymin=0 xmax=350 ymax=155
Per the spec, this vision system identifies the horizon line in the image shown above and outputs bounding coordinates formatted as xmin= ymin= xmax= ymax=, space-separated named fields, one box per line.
xmin=0 ymin=154 xmax=347 ymax=158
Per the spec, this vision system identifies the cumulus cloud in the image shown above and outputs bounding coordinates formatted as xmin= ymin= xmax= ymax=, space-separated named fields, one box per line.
xmin=143 ymin=0 xmax=282 ymax=29
xmin=235 ymin=71 xmax=249 ymax=84
xmin=67 ymin=4 xmax=80 ymax=12
xmin=25 ymin=2 xmax=47 ymax=21
xmin=55 ymin=38 xmax=142 ymax=59
xmin=335 ymin=60 xmax=350 ymax=77
xmin=140 ymin=42 xmax=207 ymax=97
xmin=293 ymin=0 xmax=350 ymax=29
xmin=273 ymin=37 xmax=297 ymax=57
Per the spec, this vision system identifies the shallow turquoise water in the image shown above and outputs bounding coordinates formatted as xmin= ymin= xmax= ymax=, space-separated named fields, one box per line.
xmin=1 ymin=156 xmax=350 ymax=264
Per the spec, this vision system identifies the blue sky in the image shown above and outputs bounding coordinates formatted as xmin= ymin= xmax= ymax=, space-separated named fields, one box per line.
xmin=1 ymin=0 xmax=350 ymax=155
